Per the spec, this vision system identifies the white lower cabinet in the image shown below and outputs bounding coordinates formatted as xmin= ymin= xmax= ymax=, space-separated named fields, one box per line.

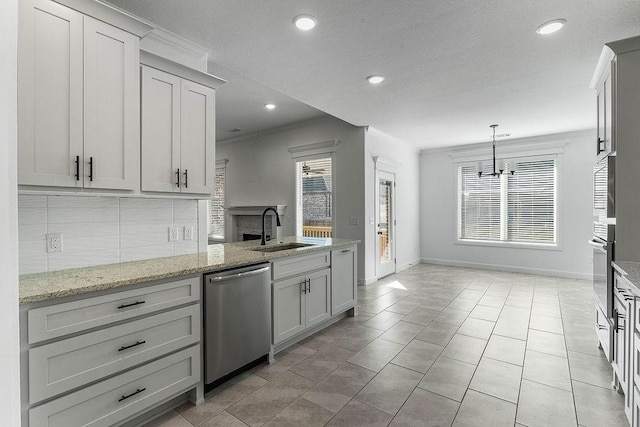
xmin=23 ymin=276 xmax=202 ymax=427
xmin=272 ymin=268 xmax=330 ymax=345
xmin=272 ymin=246 xmax=358 ymax=347
xmin=29 ymin=346 xmax=200 ymax=427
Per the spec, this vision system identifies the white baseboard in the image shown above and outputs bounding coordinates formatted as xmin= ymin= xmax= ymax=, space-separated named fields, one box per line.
xmin=358 ymin=276 xmax=378 ymax=286
xmin=420 ymin=258 xmax=591 ymax=280
xmin=397 ymin=259 xmax=421 ymax=273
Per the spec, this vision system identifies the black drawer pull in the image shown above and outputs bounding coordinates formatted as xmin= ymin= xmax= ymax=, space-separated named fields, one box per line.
xmin=74 ymin=155 xmax=80 ymax=181
xmin=117 ymin=300 xmax=146 ymax=309
xmin=89 ymin=156 xmax=93 ymax=182
xmin=176 ymin=168 xmax=181 ymax=187
xmin=184 ymin=169 xmax=188 ymax=188
xmin=118 ymin=340 xmax=146 ymax=352
xmin=118 ymin=387 xmax=146 ymax=402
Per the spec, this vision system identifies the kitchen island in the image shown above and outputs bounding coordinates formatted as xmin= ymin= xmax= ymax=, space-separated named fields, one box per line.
xmin=18 ymin=237 xmax=358 ymax=427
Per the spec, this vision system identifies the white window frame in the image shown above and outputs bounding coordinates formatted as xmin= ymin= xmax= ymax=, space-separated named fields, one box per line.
xmin=450 ymin=141 xmax=565 ymax=251
xmin=289 ymin=140 xmax=339 ymax=238
xmin=208 ymin=159 xmax=227 ymax=243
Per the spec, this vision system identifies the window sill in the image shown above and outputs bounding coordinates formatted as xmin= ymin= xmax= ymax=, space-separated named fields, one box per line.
xmin=455 ymin=239 xmax=561 ymax=251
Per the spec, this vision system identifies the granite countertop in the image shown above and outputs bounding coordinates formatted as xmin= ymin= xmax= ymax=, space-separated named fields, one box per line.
xmin=19 ymin=236 xmax=358 ymax=304
xmin=613 ymin=261 xmax=640 ymax=291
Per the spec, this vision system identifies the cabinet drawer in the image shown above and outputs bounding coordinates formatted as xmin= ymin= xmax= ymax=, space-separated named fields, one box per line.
xmin=28 ymin=276 xmax=200 ymax=344
xmin=272 ymin=251 xmax=330 ymax=281
xmin=29 ymin=304 xmax=200 ymax=404
xmin=29 ymin=345 xmax=200 ymax=427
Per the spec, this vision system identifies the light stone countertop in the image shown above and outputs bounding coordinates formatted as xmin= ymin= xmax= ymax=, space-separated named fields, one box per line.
xmin=613 ymin=261 xmax=640 ymax=291
xmin=19 ymin=236 xmax=359 ymax=304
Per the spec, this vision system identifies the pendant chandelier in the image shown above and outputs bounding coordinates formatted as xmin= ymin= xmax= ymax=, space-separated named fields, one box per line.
xmin=477 ymin=124 xmax=514 ymax=178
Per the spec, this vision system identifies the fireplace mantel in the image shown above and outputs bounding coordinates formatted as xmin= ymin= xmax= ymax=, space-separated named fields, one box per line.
xmin=225 ymin=205 xmax=287 ymax=242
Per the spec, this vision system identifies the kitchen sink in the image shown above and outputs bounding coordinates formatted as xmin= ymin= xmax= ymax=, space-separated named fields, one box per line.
xmin=250 ymin=243 xmax=314 ymax=253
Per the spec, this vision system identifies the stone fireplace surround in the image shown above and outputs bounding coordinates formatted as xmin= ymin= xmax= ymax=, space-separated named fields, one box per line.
xmin=225 ymin=205 xmax=287 ymax=242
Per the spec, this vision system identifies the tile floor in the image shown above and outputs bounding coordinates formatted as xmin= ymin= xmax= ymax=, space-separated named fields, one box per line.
xmin=145 ymin=264 xmax=628 ymax=427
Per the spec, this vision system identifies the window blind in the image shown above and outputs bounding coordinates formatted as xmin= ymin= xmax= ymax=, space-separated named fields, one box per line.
xmin=458 ymin=157 xmax=557 ymax=244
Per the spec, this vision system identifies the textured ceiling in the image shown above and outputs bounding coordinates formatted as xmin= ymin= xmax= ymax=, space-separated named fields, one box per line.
xmin=105 ymin=0 xmax=640 ymax=148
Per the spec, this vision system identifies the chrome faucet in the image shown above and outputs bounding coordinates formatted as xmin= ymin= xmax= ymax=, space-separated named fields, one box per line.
xmin=261 ymin=207 xmax=281 ymax=245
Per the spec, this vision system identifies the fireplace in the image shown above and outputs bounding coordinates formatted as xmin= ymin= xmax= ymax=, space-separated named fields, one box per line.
xmin=225 ymin=205 xmax=287 ymax=243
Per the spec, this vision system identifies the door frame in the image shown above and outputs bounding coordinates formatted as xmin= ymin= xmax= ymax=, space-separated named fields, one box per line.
xmin=374 ymin=156 xmax=400 ymax=279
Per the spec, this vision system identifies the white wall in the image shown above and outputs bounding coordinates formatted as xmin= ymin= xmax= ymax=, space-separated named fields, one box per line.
xmin=420 ymin=130 xmax=595 ymax=279
xmin=364 ymin=128 xmax=421 ymax=284
xmin=19 ymin=195 xmax=202 ymax=274
xmin=216 ymin=116 xmax=367 ymax=280
xmin=0 ymin=0 xmax=21 ymax=422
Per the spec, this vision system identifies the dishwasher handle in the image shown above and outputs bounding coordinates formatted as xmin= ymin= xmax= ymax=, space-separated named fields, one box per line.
xmin=208 ymin=265 xmax=270 ymax=283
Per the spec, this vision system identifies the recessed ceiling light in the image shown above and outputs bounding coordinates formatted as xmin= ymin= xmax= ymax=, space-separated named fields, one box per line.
xmin=366 ymin=74 xmax=385 ymax=85
xmin=536 ymin=19 xmax=566 ymax=35
xmin=293 ymin=15 xmax=317 ymax=31
xmin=265 ymin=103 xmax=276 ymax=110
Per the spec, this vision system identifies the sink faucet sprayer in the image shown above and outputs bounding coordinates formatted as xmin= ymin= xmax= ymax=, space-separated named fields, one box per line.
xmin=261 ymin=207 xmax=281 ymax=245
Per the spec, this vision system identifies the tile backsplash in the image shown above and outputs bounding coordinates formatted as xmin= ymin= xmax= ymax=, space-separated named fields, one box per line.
xmin=18 ymin=195 xmax=201 ymax=274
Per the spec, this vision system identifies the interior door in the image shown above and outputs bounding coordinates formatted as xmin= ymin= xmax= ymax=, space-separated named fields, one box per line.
xmin=376 ymin=171 xmax=396 ymax=278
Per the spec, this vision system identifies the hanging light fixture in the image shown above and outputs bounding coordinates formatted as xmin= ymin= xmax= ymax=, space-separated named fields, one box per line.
xmin=477 ymin=124 xmax=514 ymax=178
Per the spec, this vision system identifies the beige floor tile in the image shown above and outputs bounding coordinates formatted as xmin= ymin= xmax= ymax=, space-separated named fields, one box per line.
xmin=568 ymin=350 xmax=614 ymax=389
xmin=303 ymin=362 xmax=376 ymax=413
xmin=347 ymin=337 xmax=405 ymax=372
xmin=572 ymin=380 xmax=628 ymax=427
xmin=457 ymin=317 xmax=495 ymax=340
xmin=414 ymin=321 xmax=458 ymax=346
xmin=532 ymin=301 xmax=562 ymax=318
xmin=530 ymin=313 xmax=564 ymax=334
xmin=143 ymin=411 xmax=193 ymax=427
xmin=526 ymin=329 xmax=567 ymax=357
xmin=363 ymin=310 xmax=406 ymax=330
xmin=326 ymin=400 xmax=393 ymax=427
xmin=200 ymin=411 xmax=249 ymax=427
xmin=391 ymin=339 xmax=443 ymax=373
xmin=355 ymin=363 xmax=423 ymax=414
xmin=330 ymin=326 xmax=384 ymax=352
xmin=447 ymin=297 xmax=477 ymax=312
xmin=523 ymin=349 xmax=571 ymax=391
xmin=469 ymin=305 xmax=501 ymax=322
xmin=289 ymin=344 xmax=356 ymax=382
xmin=434 ymin=307 xmax=469 ymax=326
xmin=441 ymin=334 xmax=487 ymax=365
xmin=390 ymin=388 xmax=459 ymax=426
xmin=478 ymin=294 xmax=507 ymax=308
xmin=263 ymin=397 xmax=335 ymax=427
xmin=418 ymin=356 xmax=476 ymax=402
xmin=227 ymin=371 xmax=316 ymax=426
xmin=516 ymin=379 xmax=577 ymax=427
xmin=483 ymin=335 xmax=526 ymax=366
xmin=469 ymin=357 xmax=522 ymax=403
xmin=379 ymin=320 xmax=425 ymax=345
xmin=453 ymin=389 xmax=517 ymax=427
xmin=252 ymin=345 xmax=316 ymax=381
xmin=403 ymin=307 xmax=441 ymax=325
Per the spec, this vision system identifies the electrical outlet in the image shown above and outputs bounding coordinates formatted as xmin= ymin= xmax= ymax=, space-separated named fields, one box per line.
xmin=349 ymin=217 xmax=359 ymax=225
xmin=47 ymin=232 xmax=63 ymax=253
xmin=168 ymin=226 xmax=179 ymax=242
xmin=184 ymin=225 xmax=193 ymax=240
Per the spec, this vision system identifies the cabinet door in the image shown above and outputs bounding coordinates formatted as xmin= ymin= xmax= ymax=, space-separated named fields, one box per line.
xmin=180 ymin=80 xmax=215 ymax=194
xmin=306 ymin=268 xmax=331 ymax=329
xmin=141 ymin=66 xmax=181 ymax=193
xmin=83 ymin=17 xmax=140 ymax=190
xmin=273 ymin=277 xmax=306 ymax=344
xmin=615 ymin=296 xmax=627 ymax=388
xmin=331 ymin=246 xmax=357 ymax=315
xmin=18 ymin=0 xmax=84 ymax=187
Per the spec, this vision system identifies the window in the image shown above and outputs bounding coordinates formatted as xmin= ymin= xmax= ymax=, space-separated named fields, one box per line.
xmin=295 ymin=157 xmax=333 ymax=238
xmin=458 ymin=156 xmax=557 ymax=245
xmin=209 ymin=166 xmax=225 ymax=240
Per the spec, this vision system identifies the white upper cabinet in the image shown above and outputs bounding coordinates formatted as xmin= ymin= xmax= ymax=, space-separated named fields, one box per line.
xmin=83 ymin=17 xmax=140 ymax=190
xmin=18 ymin=0 xmax=84 ymax=188
xmin=18 ymin=0 xmax=149 ymax=191
xmin=140 ymin=52 xmax=224 ymax=196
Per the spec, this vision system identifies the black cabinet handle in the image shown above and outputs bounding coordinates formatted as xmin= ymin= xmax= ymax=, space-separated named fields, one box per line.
xmin=117 ymin=300 xmax=146 ymax=309
xmin=597 ymin=325 xmax=607 ymax=330
xmin=301 ymin=281 xmax=307 ymax=294
xmin=176 ymin=168 xmax=181 ymax=187
xmin=74 ymin=155 xmax=80 ymax=181
xmin=184 ymin=169 xmax=188 ymax=188
xmin=307 ymin=278 xmax=311 ymax=293
xmin=118 ymin=387 xmax=146 ymax=402
xmin=597 ymin=138 xmax=605 ymax=154
xmin=118 ymin=340 xmax=146 ymax=352
xmin=89 ymin=157 xmax=93 ymax=181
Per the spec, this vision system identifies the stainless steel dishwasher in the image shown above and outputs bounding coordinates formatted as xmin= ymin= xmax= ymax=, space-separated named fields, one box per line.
xmin=204 ymin=263 xmax=271 ymax=384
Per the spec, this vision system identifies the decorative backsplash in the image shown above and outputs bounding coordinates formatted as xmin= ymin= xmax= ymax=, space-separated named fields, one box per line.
xmin=18 ymin=195 xmax=201 ymax=274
